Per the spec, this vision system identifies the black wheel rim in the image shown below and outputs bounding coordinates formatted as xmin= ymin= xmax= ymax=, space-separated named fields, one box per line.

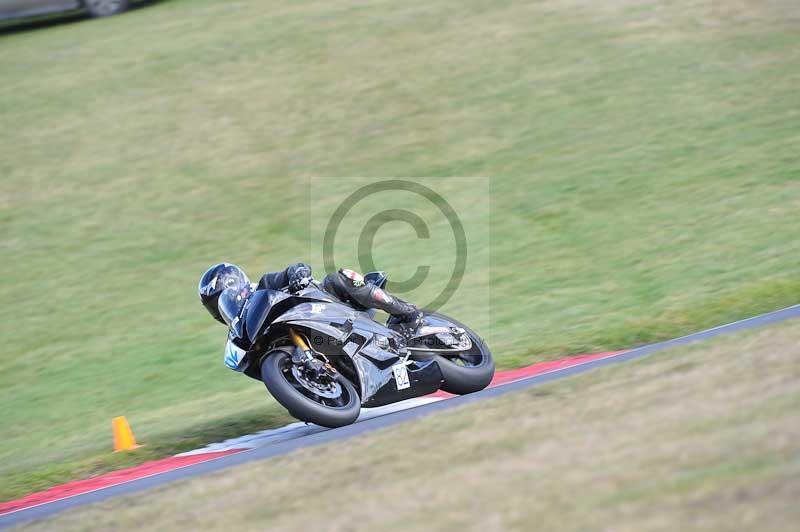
xmin=408 ymin=312 xmax=490 ymax=368
xmin=439 ymin=335 xmax=486 ymax=367
xmin=279 ymin=357 xmax=353 ymax=408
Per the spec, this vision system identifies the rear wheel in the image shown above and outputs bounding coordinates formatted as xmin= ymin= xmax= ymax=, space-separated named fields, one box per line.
xmin=84 ymin=0 xmax=129 ymax=17
xmin=261 ymin=349 xmax=361 ymax=428
xmin=423 ymin=313 xmax=495 ymax=395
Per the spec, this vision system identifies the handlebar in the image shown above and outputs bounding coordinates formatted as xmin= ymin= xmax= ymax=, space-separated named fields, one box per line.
xmin=279 ymin=277 xmax=319 ymax=294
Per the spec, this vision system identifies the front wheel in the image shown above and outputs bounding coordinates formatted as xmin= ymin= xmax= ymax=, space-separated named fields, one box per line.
xmin=261 ymin=349 xmax=361 ymax=428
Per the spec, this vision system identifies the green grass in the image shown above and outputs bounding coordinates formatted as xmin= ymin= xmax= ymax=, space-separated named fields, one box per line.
xmin=22 ymin=320 xmax=800 ymax=531
xmin=1 ymin=0 xmax=799 ymax=500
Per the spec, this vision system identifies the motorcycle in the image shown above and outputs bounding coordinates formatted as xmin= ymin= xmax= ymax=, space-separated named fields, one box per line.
xmin=224 ymin=272 xmax=495 ymax=428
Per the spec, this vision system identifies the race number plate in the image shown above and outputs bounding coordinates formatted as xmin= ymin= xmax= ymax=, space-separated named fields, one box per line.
xmin=392 ymin=363 xmax=410 ymax=390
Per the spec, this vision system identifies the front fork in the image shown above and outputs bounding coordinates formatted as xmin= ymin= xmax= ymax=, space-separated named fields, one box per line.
xmin=289 ymin=328 xmax=337 ymax=378
xmin=289 ymin=328 xmax=314 ymax=363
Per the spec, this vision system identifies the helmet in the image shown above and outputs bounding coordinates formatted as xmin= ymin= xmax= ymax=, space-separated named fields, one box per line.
xmin=198 ymin=263 xmax=252 ymax=325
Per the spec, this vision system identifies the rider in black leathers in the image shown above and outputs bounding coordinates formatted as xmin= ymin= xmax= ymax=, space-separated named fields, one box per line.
xmin=263 ymin=263 xmax=422 ymax=327
xmin=199 ymin=262 xmax=422 ymax=331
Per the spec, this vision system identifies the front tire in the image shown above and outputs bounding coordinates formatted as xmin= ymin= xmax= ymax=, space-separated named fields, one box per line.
xmin=261 ymin=349 xmax=361 ymax=428
xmin=84 ymin=0 xmax=129 ymax=17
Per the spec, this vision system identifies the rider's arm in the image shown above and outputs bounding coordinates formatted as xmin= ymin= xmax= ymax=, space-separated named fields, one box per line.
xmin=257 ymin=263 xmax=312 ymax=292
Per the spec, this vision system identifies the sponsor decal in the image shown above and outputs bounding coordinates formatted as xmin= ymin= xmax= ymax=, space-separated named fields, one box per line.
xmin=341 ymin=268 xmax=365 ymax=287
xmin=224 ymin=340 xmax=247 ymax=372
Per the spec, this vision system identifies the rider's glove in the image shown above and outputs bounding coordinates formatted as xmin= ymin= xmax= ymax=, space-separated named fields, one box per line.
xmin=289 ymin=275 xmax=311 ymax=293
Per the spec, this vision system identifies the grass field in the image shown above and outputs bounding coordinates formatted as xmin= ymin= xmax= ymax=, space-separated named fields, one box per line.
xmin=22 ymin=320 xmax=800 ymax=531
xmin=1 ymin=0 xmax=799 ymax=500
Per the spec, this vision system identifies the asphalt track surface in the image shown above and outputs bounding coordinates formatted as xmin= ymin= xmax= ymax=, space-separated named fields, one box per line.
xmin=2 ymin=304 xmax=799 ymax=528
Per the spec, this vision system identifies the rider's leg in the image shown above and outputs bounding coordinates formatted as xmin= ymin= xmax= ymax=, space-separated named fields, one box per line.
xmin=322 ymin=269 xmax=420 ymax=322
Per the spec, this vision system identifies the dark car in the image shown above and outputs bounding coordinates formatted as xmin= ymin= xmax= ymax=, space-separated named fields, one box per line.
xmin=0 ymin=0 xmax=129 ymax=22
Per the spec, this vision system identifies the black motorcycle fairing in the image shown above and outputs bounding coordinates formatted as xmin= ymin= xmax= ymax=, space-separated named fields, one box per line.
xmin=266 ymin=301 xmax=443 ymax=405
xmin=242 ymin=289 xmax=286 ymax=345
xmin=243 ymin=287 xmax=346 ymax=345
xmin=276 ymin=318 xmax=349 ymax=350
xmin=273 ymin=300 xmax=359 ymax=328
xmin=354 ymin=340 xmax=443 ymax=407
xmin=267 ymin=299 xmax=395 ymax=344
xmin=239 ymin=284 xmax=448 ymax=407
xmin=230 ymin=313 xmax=246 ymax=342
xmin=297 ymin=286 xmax=342 ymax=303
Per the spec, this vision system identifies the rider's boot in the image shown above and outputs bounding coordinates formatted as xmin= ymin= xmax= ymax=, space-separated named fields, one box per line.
xmin=387 ymin=309 xmax=425 ymax=338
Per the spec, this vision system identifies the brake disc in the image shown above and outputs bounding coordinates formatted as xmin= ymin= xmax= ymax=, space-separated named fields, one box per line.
xmin=290 ymin=365 xmax=342 ymax=398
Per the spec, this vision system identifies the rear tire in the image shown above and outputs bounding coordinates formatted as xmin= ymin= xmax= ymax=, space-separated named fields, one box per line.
xmin=261 ymin=349 xmax=361 ymax=428
xmin=436 ymin=353 xmax=495 ymax=394
xmin=84 ymin=0 xmax=129 ymax=17
xmin=426 ymin=313 xmax=495 ymax=395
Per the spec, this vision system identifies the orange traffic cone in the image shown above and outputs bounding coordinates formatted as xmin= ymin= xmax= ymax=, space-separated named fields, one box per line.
xmin=112 ymin=416 xmax=141 ymax=452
